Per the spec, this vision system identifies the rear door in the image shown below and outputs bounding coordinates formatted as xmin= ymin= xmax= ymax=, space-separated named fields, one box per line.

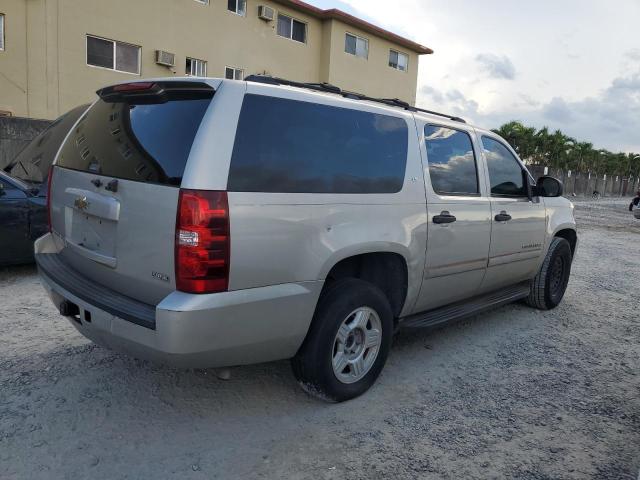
xmin=413 ymin=122 xmax=492 ymax=313
xmin=478 ymin=134 xmax=546 ymax=292
xmin=49 ymin=81 xmax=215 ymax=305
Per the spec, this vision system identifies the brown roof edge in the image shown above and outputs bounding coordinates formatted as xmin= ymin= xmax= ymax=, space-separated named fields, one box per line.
xmin=271 ymin=0 xmax=434 ymax=55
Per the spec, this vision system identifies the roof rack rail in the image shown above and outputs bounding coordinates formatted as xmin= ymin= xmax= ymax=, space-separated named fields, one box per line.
xmin=243 ymin=74 xmax=466 ymax=123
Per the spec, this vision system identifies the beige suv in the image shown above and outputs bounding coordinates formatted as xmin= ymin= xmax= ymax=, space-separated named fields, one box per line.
xmin=35 ymin=76 xmax=577 ymax=402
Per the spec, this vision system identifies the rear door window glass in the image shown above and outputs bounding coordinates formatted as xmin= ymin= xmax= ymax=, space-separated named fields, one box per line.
xmin=424 ymin=125 xmax=478 ymax=195
xmin=228 ymin=94 xmax=408 ymax=194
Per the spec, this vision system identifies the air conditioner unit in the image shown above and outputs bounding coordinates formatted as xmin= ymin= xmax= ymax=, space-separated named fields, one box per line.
xmin=155 ymin=50 xmax=176 ymax=67
xmin=258 ymin=5 xmax=275 ymax=21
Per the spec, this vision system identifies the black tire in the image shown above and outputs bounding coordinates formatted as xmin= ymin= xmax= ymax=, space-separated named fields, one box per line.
xmin=526 ymin=237 xmax=572 ymax=310
xmin=291 ymin=278 xmax=393 ymax=402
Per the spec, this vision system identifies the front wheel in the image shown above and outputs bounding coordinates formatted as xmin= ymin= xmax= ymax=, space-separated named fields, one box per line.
xmin=526 ymin=237 xmax=572 ymax=310
xmin=291 ymin=278 xmax=393 ymax=402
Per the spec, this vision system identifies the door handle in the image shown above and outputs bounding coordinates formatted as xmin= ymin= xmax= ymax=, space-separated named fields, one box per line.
xmin=495 ymin=211 xmax=512 ymax=222
xmin=433 ymin=211 xmax=457 ymax=224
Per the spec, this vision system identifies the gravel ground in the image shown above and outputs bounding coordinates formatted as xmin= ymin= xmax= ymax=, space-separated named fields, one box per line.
xmin=1 ymin=198 xmax=639 ymax=479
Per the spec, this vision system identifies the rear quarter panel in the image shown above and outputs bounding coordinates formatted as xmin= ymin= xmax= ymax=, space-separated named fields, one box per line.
xmin=181 ymin=82 xmax=428 ymax=317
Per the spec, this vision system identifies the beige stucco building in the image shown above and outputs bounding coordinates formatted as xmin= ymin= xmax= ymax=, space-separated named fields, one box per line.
xmin=0 ymin=0 xmax=432 ymax=120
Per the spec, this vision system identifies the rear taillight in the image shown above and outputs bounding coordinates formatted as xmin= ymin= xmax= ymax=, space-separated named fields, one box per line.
xmin=175 ymin=190 xmax=230 ymax=294
xmin=46 ymin=165 xmax=54 ymax=232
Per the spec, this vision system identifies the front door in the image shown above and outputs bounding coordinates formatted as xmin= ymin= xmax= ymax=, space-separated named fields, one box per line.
xmin=478 ymin=135 xmax=546 ymax=292
xmin=413 ymin=123 xmax=492 ymax=313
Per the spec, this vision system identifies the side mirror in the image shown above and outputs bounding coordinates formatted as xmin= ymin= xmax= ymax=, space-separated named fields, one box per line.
xmin=534 ymin=176 xmax=563 ymax=197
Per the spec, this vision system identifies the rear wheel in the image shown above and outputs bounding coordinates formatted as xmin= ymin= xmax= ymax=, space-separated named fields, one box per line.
xmin=526 ymin=237 xmax=572 ymax=310
xmin=291 ymin=278 xmax=393 ymax=402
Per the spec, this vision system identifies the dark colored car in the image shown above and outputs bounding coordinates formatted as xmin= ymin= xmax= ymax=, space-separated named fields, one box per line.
xmin=0 ymin=171 xmax=48 ymax=265
xmin=1 ymin=104 xmax=89 ymax=266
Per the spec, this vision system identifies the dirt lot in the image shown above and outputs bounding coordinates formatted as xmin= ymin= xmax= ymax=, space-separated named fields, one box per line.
xmin=1 ymin=199 xmax=639 ymax=479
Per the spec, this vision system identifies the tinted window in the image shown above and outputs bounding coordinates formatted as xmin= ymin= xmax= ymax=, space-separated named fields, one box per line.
xmin=425 ymin=125 xmax=478 ymax=195
xmin=57 ymin=97 xmax=211 ymax=185
xmin=482 ymin=136 xmax=527 ymax=196
xmin=228 ymin=95 xmax=408 ymax=193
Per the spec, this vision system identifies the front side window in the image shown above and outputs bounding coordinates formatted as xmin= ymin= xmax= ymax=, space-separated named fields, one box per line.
xmin=225 ymin=66 xmax=244 ymax=80
xmin=345 ymin=33 xmax=368 ymax=59
xmin=228 ymin=95 xmax=408 ymax=194
xmin=425 ymin=125 xmax=478 ymax=195
xmin=389 ymin=50 xmax=408 ymax=71
xmin=277 ymin=14 xmax=306 ymax=43
xmin=86 ymin=35 xmax=140 ymax=74
xmin=0 ymin=14 xmax=5 ymax=51
xmin=186 ymin=57 xmax=207 ymax=76
xmin=482 ymin=136 xmax=527 ymax=197
xmin=228 ymin=0 xmax=246 ymax=15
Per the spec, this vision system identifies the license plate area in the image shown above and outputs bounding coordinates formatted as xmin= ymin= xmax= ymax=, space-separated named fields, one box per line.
xmin=67 ymin=209 xmax=117 ymax=258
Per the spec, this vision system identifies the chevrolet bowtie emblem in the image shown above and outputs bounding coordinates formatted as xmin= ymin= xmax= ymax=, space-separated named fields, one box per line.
xmin=74 ymin=196 xmax=89 ymax=210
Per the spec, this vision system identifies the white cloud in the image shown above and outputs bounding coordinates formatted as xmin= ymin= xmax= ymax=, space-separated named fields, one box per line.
xmin=311 ymin=0 xmax=640 ymax=152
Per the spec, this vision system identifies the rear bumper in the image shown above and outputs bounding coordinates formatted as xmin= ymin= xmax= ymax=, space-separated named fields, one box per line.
xmin=35 ymin=234 xmax=322 ymax=368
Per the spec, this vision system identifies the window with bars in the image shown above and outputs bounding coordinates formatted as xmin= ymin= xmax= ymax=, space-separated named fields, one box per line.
xmin=186 ymin=57 xmax=207 ymax=77
xmin=277 ymin=14 xmax=306 ymax=43
xmin=86 ymin=35 xmax=140 ymax=74
xmin=345 ymin=33 xmax=368 ymax=59
xmin=389 ymin=50 xmax=409 ymax=72
xmin=225 ymin=66 xmax=244 ymax=80
xmin=228 ymin=0 xmax=246 ymax=15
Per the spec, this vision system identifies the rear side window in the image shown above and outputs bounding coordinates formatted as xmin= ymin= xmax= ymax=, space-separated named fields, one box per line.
xmin=482 ymin=136 xmax=527 ymax=197
xmin=424 ymin=125 xmax=478 ymax=195
xmin=57 ymin=93 xmax=212 ymax=186
xmin=228 ymin=95 xmax=408 ymax=193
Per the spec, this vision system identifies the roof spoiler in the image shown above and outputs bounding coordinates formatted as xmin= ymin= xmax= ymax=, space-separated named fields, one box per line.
xmin=97 ymin=81 xmax=214 ymax=104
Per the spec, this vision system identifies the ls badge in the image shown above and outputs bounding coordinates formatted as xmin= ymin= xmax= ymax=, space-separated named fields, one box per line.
xmin=152 ymin=271 xmax=170 ymax=282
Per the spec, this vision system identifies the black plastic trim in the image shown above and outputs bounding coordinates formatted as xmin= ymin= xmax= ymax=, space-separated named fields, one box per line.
xmin=401 ymin=282 xmax=530 ymax=329
xmin=36 ymin=253 xmax=157 ymax=330
xmin=245 ymin=74 xmax=466 ymax=123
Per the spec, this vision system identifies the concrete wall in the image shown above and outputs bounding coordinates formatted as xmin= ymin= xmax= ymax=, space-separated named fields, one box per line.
xmin=0 ymin=0 xmax=424 ymax=120
xmin=0 ymin=116 xmax=51 ymax=170
xmin=528 ymin=165 xmax=640 ymax=198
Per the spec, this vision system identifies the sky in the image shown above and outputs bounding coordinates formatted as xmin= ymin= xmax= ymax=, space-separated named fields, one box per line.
xmin=308 ymin=0 xmax=640 ymax=153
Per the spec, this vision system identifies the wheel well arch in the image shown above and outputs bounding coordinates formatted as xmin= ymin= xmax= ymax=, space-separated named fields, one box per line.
xmin=323 ymin=252 xmax=408 ymax=319
xmin=554 ymin=228 xmax=577 ymax=256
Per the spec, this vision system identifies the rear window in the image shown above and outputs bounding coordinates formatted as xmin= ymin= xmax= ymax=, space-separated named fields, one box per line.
xmin=57 ymin=93 xmax=212 ymax=186
xmin=227 ymin=94 xmax=408 ymax=194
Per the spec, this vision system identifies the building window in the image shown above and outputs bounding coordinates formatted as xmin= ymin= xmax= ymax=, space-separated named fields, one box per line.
xmin=228 ymin=0 xmax=246 ymax=15
xmin=389 ymin=50 xmax=408 ymax=72
xmin=86 ymin=35 xmax=140 ymax=74
xmin=345 ymin=33 xmax=368 ymax=59
xmin=0 ymin=14 xmax=4 ymax=51
xmin=186 ymin=57 xmax=207 ymax=76
xmin=277 ymin=14 xmax=306 ymax=43
xmin=194 ymin=0 xmax=209 ymax=4
xmin=225 ymin=66 xmax=244 ymax=80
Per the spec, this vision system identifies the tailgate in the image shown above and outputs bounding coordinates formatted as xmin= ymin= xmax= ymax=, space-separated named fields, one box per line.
xmin=49 ymin=81 xmax=214 ymax=305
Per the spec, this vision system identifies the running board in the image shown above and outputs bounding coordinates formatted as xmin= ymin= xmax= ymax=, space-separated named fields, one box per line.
xmin=401 ymin=282 xmax=531 ymax=329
